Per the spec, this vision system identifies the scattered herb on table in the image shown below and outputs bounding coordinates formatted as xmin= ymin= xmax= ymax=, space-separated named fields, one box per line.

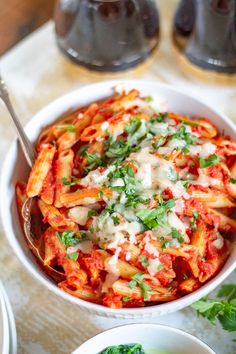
xmin=192 ymin=283 xmax=236 ymax=332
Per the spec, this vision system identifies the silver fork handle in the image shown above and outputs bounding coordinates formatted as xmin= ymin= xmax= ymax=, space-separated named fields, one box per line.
xmin=0 ymin=75 xmax=35 ymax=167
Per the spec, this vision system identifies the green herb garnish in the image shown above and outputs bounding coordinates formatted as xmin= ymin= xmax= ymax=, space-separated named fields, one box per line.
xmin=192 ymin=283 xmax=236 ymax=332
xmin=67 ymin=252 xmax=79 ymax=261
xmin=199 ymin=154 xmax=220 ymax=168
xmin=128 ymin=272 xmax=152 ymax=300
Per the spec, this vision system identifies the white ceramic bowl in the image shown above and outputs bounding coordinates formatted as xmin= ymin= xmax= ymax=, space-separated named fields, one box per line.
xmin=0 ymin=286 xmax=10 ymax=354
xmin=0 ymin=282 xmax=17 ymax=354
xmin=71 ymin=324 xmax=215 ymax=354
xmin=1 ymin=80 xmax=236 ymax=319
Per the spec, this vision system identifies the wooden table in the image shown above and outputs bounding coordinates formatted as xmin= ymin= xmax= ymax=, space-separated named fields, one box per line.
xmin=0 ymin=0 xmax=55 ymax=56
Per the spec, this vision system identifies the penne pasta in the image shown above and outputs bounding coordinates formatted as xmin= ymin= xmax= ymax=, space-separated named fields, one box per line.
xmin=60 ymin=187 xmax=112 ymax=208
xmin=38 ymin=199 xmax=79 ymax=232
xmin=54 ymin=149 xmax=74 ymax=208
xmin=26 ymin=143 xmax=56 ymax=197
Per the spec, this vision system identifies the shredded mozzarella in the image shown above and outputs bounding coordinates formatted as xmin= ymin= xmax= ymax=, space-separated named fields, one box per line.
xmin=68 ymin=206 xmax=91 ymax=226
xmin=101 ymin=121 xmax=109 ymax=131
xmin=147 ymin=258 xmax=161 ymax=277
xmin=67 ymin=240 xmax=93 ymax=254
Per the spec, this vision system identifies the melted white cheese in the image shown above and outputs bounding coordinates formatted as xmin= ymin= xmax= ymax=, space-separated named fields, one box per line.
xmin=95 ymin=216 xmax=141 ymax=249
xmin=170 ymin=181 xmax=190 ymax=199
xmin=67 ymin=240 xmax=93 ymax=254
xmin=105 ymin=247 xmax=121 ymax=275
xmin=68 ymin=206 xmax=91 ymax=226
xmin=101 ymin=121 xmax=109 ymax=131
xmin=199 ymin=142 xmax=217 ymax=158
xmin=147 ymin=258 xmax=161 ymax=277
xmin=144 ymin=242 xmax=159 ymax=257
xmin=81 ymin=165 xmax=115 ymax=187
xmin=168 ymin=139 xmax=186 ymax=150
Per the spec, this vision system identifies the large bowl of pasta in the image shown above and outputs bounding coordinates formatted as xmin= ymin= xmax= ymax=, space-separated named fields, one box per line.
xmin=1 ymin=80 xmax=236 ymax=318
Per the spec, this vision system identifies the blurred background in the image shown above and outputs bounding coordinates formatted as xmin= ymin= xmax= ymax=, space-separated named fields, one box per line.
xmin=0 ymin=0 xmax=55 ymax=55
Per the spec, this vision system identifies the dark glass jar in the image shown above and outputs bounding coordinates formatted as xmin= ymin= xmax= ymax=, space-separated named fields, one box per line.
xmin=54 ymin=0 xmax=160 ymax=72
xmin=173 ymin=0 xmax=236 ymax=75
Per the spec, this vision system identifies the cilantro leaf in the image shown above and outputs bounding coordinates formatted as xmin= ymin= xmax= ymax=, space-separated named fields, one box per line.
xmin=150 ymin=112 xmax=168 ymax=123
xmin=78 ymin=145 xmax=88 ymax=156
xmin=127 ymin=272 xmax=152 ymax=300
xmin=57 ymin=230 xmax=86 ymax=247
xmin=105 ymin=140 xmax=131 ymax=159
xmin=67 ymin=252 xmax=79 ymax=261
xmin=136 ymin=199 xmax=175 ymax=229
xmin=58 ymin=124 xmax=76 ymax=132
xmin=62 ymin=176 xmax=80 ymax=186
xmin=152 ymin=136 xmax=165 ymax=149
xmin=218 ymin=306 xmax=236 ymax=332
xmin=87 ymin=209 xmax=98 ymax=217
xmin=139 ymin=255 xmax=149 ymax=267
xmin=199 ymin=154 xmax=220 ymax=168
xmin=171 ymin=228 xmax=184 ymax=243
xmin=218 ymin=284 xmax=236 ymax=301
xmin=230 ymin=178 xmax=236 ymax=184
xmin=192 ymin=283 xmax=236 ymax=332
xmin=125 ymin=117 xmax=141 ymax=135
xmin=86 ymin=152 xmax=103 ymax=170
xmin=170 ymin=124 xmax=196 ymax=146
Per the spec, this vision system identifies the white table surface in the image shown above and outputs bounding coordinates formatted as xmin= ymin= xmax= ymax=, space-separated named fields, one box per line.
xmin=0 ymin=1 xmax=236 ymax=353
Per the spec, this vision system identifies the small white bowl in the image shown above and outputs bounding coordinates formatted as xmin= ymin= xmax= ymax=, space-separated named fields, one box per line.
xmin=1 ymin=80 xmax=236 ymax=319
xmin=71 ymin=324 xmax=215 ymax=354
xmin=0 ymin=286 xmax=10 ymax=354
xmin=0 ymin=282 xmax=17 ymax=354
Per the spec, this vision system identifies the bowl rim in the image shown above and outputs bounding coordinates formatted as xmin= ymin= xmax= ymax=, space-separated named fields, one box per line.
xmin=1 ymin=79 xmax=236 ymax=317
xmin=71 ymin=323 xmax=216 ymax=354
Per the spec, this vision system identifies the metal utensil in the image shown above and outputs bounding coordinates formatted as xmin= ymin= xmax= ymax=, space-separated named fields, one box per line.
xmin=0 ymin=74 xmax=64 ymax=282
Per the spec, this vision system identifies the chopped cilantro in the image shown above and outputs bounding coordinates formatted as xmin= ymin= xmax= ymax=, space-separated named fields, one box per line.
xmin=87 ymin=209 xmax=98 ymax=217
xmin=191 ymin=211 xmax=200 ymax=231
xmin=125 ymin=117 xmax=141 ymax=135
xmin=156 ymin=264 xmax=164 ymax=272
xmin=139 ymin=255 xmax=149 ymax=268
xmin=230 ymin=178 xmax=236 ymax=184
xmin=58 ymin=124 xmax=76 ymax=132
xmin=171 ymin=228 xmax=184 ymax=243
xmin=152 ymin=136 xmax=165 ymax=149
xmin=67 ymin=252 xmax=79 ymax=261
xmin=136 ymin=198 xmax=175 ymax=229
xmin=78 ymin=145 xmax=88 ymax=156
xmin=161 ymin=241 xmax=170 ymax=250
xmin=112 ymin=215 xmax=120 ymax=225
xmin=98 ymin=190 xmax=104 ymax=199
xmin=62 ymin=176 xmax=80 ymax=186
xmin=150 ymin=112 xmax=168 ymax=123
xmin=170 ymin=124 xmax=196 ymax=147
xmin=122 ymin=296 xmax=132 ymax=303
xmin=181 ymin=180 xmax=190 ymax=190
xmin=57 ymin=230 xmax=80 ymax=247
xmin=199 ymin=154 xmax=220 ymax=168
xmin=127 ymin=272 xmax=152 ymax=300
xmin=145 ymin=96 xmax=154 ymax=103
xmin=106 ymin=140 xmax=131 ymax=159
xmin=86 ymin=152 xmax=104 ymax=170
